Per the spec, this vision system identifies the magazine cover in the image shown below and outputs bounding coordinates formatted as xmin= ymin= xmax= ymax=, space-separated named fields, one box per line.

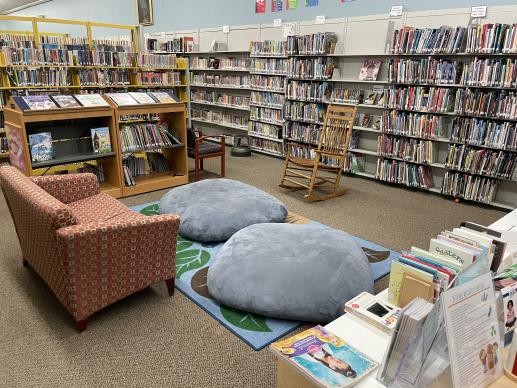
xmin=90 ymin=127 xmax=112 ymax=154
xmin=28 ymin=132 xmax=53 ymax=162
xmin=74 ymin=94 xmax=109 ymax=107
xmin=128 ymin=92 xmax=156 ymax=104
xmin=22 ymin=95 xmax=57 ymax=110
xmin=502 ymin=282 xmax=517 ymax=346
xmin=358 ymin=60 xmax=382 ymax=81
xmin=271 ymin=325 xmax=378 ymax=387
xmin=51 ymin=95 xmax=81 ymax=108
xmin=107 ymin=93 xmax=139 ymax=106
xmin=149 ymin=91 xmax=178 ymax=103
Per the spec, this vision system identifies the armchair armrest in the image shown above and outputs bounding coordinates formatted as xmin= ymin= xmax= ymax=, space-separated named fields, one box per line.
xmin=55 ymin=214 xmax=180 ymax=320
xmin=196 ymin=135 xmax=225 ymax=147
xmin=32 ymin=173 xmax=100 ymax=204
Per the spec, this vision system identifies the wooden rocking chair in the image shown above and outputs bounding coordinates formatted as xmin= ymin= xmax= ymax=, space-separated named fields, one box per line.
xmin=279 ymin=104 xmax=358 ymax=201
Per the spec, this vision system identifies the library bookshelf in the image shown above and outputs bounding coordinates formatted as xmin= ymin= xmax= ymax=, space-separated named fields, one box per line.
xmin=108 ymin=100 xmax=188 ymax=197
xmin=3 ymin=97 xmax=123 ymax=198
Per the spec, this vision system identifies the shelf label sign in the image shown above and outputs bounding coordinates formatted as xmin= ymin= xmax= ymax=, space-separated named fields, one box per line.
xmin=471 ymin=5 xmax=487 ymax=18
xmin=222 ymin=25 xmax=230 ymax=34
xmin=283 ymin=22 xmax=296 ymax=38
xmin=315 ymin=15 xmax=326 ymax=25
xmin=274 ymin=18 xmax=282 ymax=27
xmin=389 ymin=5 xmax=403 ymax=18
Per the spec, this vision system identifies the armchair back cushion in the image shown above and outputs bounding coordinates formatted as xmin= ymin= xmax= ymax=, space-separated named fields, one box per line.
xmin=187 ymin=127 xmax=197 ymax=150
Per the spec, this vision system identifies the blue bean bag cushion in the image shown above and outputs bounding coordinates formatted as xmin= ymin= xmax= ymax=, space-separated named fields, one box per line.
xmin=159 ymin=179 xmax=288 ymax=242
xmin=207 ymin=223 xmax=374 ymax=323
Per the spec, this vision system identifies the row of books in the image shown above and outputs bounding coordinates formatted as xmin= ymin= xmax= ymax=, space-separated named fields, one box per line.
xmin=249 ymin=75 xmax=285 ymax=92
xmin=388 ymin=58 xmax=460 ymax=84
xmin=288 ymin=143 xmax=339 ymax=166
xmin=385 ymin=86 xmax=453 ymax=113
xmin=138 ymin=71 xmax=180 ymax=86
xmin=250 ymin=106 xmax=283 ymax=125
xmin=375 ymin=159 xmax=434 ymax=189
xmin=191 ymin=91 xmax=250 ymax=108
xmin=391 ymin=23 xmax=517 ymax=54
xmin=460 ymin=58 xmax=517 ymax=87
xmin=146 ymin=36 xmax=194 ymax=53
xmin=74 ymin=50 xmax=133 ymax=67
xmin=454 ymin=89 xmax=517 ymax=119
xmin=249 ymin=137 xmax=283 ymax=155
xmin=286 ymin=33 xmax=338 ymax=55
xmin=190 ymin=74 xmax=249 ymax=88
xmin=190 ymin=57 xmax=248 ymax=70
xmin=381 ymin=111 xmax=446 ymax=140
xmin=250 ymin=58 xmax=287 ymax=74
xmin=445 ymin=144 xmax=517 ymax=180
xmin=119 ymin=113 xmax=160 ymax=122
xmin=250 ymin=91 xmax=284 ymax=108
xmin=191 ymin=108 xmax=248 ymax=128
xmin=449 ymin=118 xmax=517 ymax=150
xmin=249 ymin=40 xmax=287 ymax=56
xmin=77 ymin=69 xmax=130 ymax=86
xmin=284 ymin=102 xmax=326 ymax=125
xmin=2 ymin=34 xmax=132 ymax=52
xmin=287 ymin=57 xmax=336 ymax=80
xmin=119 ymin=123 xmax=177 ymax=153
xmin=390 ymin=26 xmax=467 ymax=54
xmin=1 ymin=46 xmax=74 ymax=66
xmin=286 ymin=80 xmax=331 ymax=102
xmin=136 ymin=53 xmax=177 ymax=68
xmin=123 ymin=152 xmax=171 ymax=186
xmin=283 ymin=122 xmax=320 ymax=145
xmin=344 ymin=153 xmax=366 ymax=173
xmin=249 ymin=122 xmax=282 ymax=140
xmin=7 ymin=69 xmax=71 ymax=87
xmin=377 ymin=135 xmax=435 ymax=164
xmin=441 ymin=172 xmax=498 ymax=203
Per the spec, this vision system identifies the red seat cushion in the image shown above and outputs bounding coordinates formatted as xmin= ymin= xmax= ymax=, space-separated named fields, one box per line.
xmin=68 ymin=193 xmax=131 ymax=224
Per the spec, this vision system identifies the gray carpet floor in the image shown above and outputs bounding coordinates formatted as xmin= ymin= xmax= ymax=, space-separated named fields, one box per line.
xmin=0 ymin=152 xmax=506 ymax=387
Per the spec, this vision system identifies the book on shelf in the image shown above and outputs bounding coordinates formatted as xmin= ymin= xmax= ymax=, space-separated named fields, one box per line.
xmin=28 ymin=132 xmax=53 ymax=162
xmin=345 ymin=292 xmax=401 ymax=334
xmin=50 ymin=95 xmax=81 ymax=108
xmin=20 ymin=95 xmax=57 ymax=110
xmin=106 ymin=93 xmax=139 ymax=106
xmin=73 ymin=94 xmax=110 ymax=107
xmin=358 ymin=60 xmax=382 ymax=81
xmin=149 ymin=91 xmax=179 ymax=103
xmin=271 ymin=325 xmax=378 ymax=387
xmin=90 ymin=127 xmax=112 ymax=154
xmin=128 ymin=92 xmax=157 ymax=105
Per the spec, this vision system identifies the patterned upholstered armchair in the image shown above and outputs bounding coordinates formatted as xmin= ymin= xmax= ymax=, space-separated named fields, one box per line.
xmin=0 ymin=166 xmax=179 ymax=332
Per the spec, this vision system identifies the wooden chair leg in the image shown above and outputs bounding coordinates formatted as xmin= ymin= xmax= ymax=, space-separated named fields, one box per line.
xmin=195 ymin=157 xmax=200 ymax=181
xmin=76 ymin=318 xmax=87 ymax=333
xmin=22 ymin=258 xmax=28 ymax=267
xmin=165 ymin=278 xmax=175 ymax=296
xmin=200 ymin=158 xmax=204 ymax=171
xmin=306 ymin=163 xmax=319 ymax=198
xmin=221 ymin=153 xmax=225 ymax=177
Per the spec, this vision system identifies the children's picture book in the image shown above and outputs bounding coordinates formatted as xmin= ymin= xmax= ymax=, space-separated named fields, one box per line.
xmin=345 ymin=292 xmax=401 ymax=334
xmin=22 ymin=95 xmax=57 ymax=110
xmin=128 ymin=92 xmax=157 ymax=104
xmin=74 ymin=94 xmax=109 ymax=107
xmin=50 ymin=95 xmax=81 ymax=108
xmin=502 ymin=282 xmax=517 ymax=346
xmin=90 ymin=127 xmax=112 ymax=154
xmin=28 ymin=132 xmax=53 ymax=162
xmin=270 ymin=325 xmax=378 ymax=387
xmin=107 ymin=93 xmax=139 ymax=106
xmin=358 ymin=60 xmax=382 ymax=81
xmin=149 ymin=91 xmax=179 ymax=103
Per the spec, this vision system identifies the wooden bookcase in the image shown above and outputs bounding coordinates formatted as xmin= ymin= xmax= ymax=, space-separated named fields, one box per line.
xmin=108 ymin=100 xmax=188 ymax=197
xmin=3 ymin=97 xmax=123 ymax=197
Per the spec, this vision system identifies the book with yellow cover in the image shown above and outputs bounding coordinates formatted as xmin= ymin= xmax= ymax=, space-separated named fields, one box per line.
xmin=388 ymin=261 xmax=434 ymax=306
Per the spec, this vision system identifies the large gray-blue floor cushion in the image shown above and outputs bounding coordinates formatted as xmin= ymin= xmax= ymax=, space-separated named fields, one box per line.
xmin=159 ymin=178 xmax=288 ymax=242
xmin=207 ymin=223 xmax=374 ymax=323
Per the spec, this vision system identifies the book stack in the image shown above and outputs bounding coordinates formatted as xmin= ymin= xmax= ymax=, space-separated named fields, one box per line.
xmin=377 ymin=135 xmax=435 ymax=164
xmin=250 ymin=58 xmax=287 ymax=75
xmin=376 ymin=159 xmax=434 ymax=189
xmin=119 ymin=123 xmax=176 ymax=152
xmin=249 ymin=40 xmax=287 ymax=56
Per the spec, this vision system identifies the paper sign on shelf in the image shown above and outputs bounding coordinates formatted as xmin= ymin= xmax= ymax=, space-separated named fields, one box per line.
xmin=283 ymin=22 xmax=296 ymax=38
xmin=471 ymin=5 xmax=487 ymax=18
xmin=315 ymin=15 xmax=325 ymax=25
xmin=274 ymin=18 xmax=282 ymax=27
xmin=390 ymin=5 xmax=403 ymax=18
xmin=222 ymin=25 xmax=230 ymax=34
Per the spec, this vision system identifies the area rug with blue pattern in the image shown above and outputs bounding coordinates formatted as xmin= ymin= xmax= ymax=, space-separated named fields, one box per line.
xmin=131 ymin=201 xmax=397 ymax=351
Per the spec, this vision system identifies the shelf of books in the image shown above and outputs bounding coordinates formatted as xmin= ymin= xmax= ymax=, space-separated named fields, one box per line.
xmin=105 ymin=92 xmax=188 ymax=197
xmin=3 ymin=94 xmax=123 ymax=197
xmin=249 ymin=40 xmax=287 ymax=157
xmin=187 ymin=51 xmax=251 ymax=146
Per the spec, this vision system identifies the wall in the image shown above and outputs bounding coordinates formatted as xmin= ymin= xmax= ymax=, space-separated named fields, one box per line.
xmin=2 ymin=0 xmax=517 ymax=35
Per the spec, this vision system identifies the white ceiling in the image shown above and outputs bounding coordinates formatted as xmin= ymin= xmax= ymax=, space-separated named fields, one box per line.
xmin=0 ymin=0 xmax=48 ymax=13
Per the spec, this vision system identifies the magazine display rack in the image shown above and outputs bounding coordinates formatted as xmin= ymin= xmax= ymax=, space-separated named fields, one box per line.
xmin=107 ymin=98 xmax=188 ymax=196
xmin=3 ymin=97 xmax=123 ymax=197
